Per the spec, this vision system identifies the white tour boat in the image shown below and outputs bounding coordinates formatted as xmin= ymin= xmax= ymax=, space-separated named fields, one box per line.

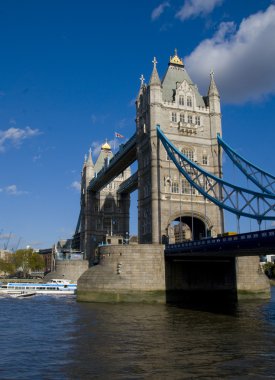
xmin=0 ymin=279 xmax=77 ymax=296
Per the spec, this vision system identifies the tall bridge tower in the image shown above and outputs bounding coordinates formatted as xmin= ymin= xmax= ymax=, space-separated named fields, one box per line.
xmin=136 ymin=51 xmax=223 ymax=244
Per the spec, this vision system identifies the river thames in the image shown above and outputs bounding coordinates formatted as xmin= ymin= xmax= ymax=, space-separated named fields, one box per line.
xmin=1 ymin=288 xmax=275 ymax=379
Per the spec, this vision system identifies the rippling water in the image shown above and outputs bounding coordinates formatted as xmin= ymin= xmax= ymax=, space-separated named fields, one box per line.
xmin=1 ymin=289 xmax=275 ymax=379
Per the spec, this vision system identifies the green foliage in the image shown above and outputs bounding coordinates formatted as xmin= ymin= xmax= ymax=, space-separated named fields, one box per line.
xmin=263 ymin=262 xmax=275 ymax=278
xmin=11 ymin=249 xmax=45 ymax=278
xmin=0 ymin=258 xmax=15 ymax=276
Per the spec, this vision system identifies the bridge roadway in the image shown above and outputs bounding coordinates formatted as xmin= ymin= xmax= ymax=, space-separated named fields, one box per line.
xmin=88 ymin=133 xmax=137 ymax=192
xmin=165 ymin=228 xmax=275 ymax=258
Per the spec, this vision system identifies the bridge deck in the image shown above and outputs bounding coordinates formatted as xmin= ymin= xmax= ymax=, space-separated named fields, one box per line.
xmin=88 ymin=133 xmax=137 ymax=192
xmin=165 ymin=229 xmax=275 ymax=258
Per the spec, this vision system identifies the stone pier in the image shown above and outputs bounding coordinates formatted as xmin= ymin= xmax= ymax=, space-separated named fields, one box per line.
xmin=77 ymin=244 xmax=270 ymax=303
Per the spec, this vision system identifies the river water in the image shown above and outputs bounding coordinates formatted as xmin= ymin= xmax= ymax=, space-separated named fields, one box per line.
xmin=1 ymin=289 xmax=275 ymax=380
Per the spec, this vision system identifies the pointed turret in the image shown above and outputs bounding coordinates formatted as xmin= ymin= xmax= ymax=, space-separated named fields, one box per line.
xmin=207 ymin=69 xmax=221 ymax=139
xmin=85 ymin=147 xmax=95 ymax=185
xmin=149 ymin=57 xmax=162 ymax=106
xmin=208 ymin=69 xmax=220 ymax=97
xmin=86 ymin=147 xmax=94 ymax=166
xmin=137 ymin=74 xmax=146 ymax=99
xmin=149 ymin=57 xmax=161 ymax=86
xmin=82 ymin=153 xmax=87 ymax=170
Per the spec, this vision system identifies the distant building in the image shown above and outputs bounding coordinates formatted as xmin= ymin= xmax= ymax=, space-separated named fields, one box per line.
xmin=38 ymin=248 xmax=54 ymax=274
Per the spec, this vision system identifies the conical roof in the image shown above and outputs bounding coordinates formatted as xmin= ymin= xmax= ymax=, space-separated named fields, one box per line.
xmin=86 ymin=148 xmax=94 ymax=166
xmin=208 ymin=70 xmax=220 ymax=97
xmin=149 ymin=57 xmax=161 ymax=86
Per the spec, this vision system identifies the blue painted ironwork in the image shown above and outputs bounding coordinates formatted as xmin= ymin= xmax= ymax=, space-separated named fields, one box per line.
xmin=156 ymin=125 xmax=275 ymax=222
xmin=217 ymin=135 xmax=275 ymax=195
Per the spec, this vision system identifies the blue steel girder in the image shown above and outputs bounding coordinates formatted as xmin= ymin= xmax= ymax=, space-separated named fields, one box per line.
xmin=156 ymin=126 xmax=275 ymax=222
xmin=217 ymin=135 xmax=275 ymax=195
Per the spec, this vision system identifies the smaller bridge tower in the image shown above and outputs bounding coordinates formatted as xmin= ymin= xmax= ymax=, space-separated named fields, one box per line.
xmin=80 ymin=142 xmax=131 ymax=262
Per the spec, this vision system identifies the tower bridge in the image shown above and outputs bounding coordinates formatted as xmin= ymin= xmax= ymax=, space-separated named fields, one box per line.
xmin=75 ymin=51 xmax=275 ymax=303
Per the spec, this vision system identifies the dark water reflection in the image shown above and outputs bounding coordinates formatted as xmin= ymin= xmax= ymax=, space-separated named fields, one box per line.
xmin=1 ymin=289 xmax=275 ymax=379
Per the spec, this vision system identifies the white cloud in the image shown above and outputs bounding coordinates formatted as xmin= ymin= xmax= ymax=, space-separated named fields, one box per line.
xmin=185 ymin=5 xmax=275 ymax=103
xmin=70 ymin=181 xmax=81 ymax=192
xmin=0 ymin=185 xmax=28 ymax=195
xmin=0 ymin=126 xmax=41 ymax=152
xmin=151 ymin=2 xmax=170 ymax=21
xmin=176 ymin=0 xmax=223 ymax=21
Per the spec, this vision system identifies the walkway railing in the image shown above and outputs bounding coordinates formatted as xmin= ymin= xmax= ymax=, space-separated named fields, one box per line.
xmin=165 ymin=228 xmax=275 ymax=255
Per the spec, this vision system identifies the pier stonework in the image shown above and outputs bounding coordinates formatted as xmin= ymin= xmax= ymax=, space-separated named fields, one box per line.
xmin=77 ymin=244 xmax=166 ymax=303
xmin=236 ymin=256 xmax=270 ymax=299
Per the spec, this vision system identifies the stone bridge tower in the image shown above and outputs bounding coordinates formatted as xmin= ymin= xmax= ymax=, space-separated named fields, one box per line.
xmin=136 ymin=51 xmax=223 ymax=244
xmin=80 ymin=142 xmax=131 ymax=261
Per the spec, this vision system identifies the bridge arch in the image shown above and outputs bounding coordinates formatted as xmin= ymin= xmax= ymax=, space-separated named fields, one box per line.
xmin=165 ymin=211 xmax=214 ymax=242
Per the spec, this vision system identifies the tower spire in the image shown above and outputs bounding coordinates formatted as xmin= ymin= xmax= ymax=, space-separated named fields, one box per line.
xmin=86 ymin=147 xmax=94 ymax=166
xmin=149 ymin=57 xmax=161 ymax=86
xmin=137 ymin=74 xmax=146 ymax=99
xmin=208 ymin=69 xmax=219 ymax=97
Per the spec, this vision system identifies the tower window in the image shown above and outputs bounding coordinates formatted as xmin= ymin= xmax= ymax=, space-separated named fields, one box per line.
xmin=187 ymin=96 xmax=192 ymax=107
xmin=182 ymin=179 xmax=195 ymax=194
xmin=171 ymin=181 xmax=179 ymax=193
xmin=182 ymin=148 xmax=194 ymax=161
xmin=195 ymin=116 xmax=201 ymax=125
xmin=171 ymin=112 xmax=177 ymax=122
xmin=179 ymin=95 xmax=184 ymax=106
xmin=202 ymin=155 xmax=208 ymax=165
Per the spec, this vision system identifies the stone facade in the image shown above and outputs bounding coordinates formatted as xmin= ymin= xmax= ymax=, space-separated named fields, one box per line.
xmin=136 ymin=52 xmax=223 ymax=245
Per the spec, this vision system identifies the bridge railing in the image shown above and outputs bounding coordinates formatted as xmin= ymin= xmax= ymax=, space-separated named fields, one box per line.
xmin=165 ymin=228 xmax=275 ymax=254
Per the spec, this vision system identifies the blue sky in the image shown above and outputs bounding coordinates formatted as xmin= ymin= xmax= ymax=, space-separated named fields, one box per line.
xmin=1 ymin=0 xmax=275 ymax=250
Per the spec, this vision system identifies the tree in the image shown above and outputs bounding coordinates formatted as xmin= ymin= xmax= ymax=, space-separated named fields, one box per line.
xmin=11 ymin=249 xmax=45 ymax=278
xmin=0 ymin=258 xmax=15 ymax=277
xmin=263 ymin=262 xmax=275 ymax=279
